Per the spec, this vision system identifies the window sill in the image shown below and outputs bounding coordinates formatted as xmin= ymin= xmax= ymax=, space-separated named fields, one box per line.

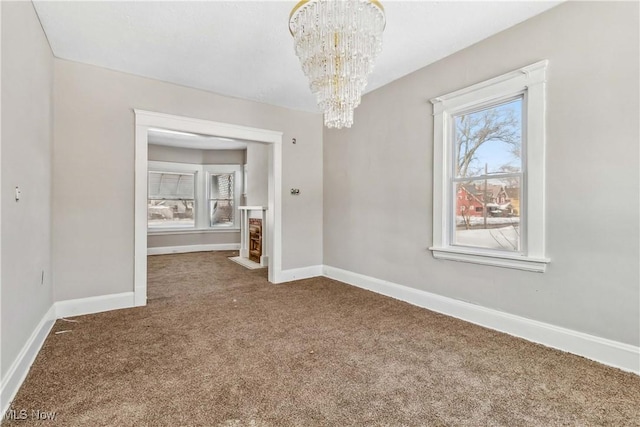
xmin=429 ymin=246 xmax=550 ymax=272
xmin=148 ymin=228 xmax=240 ymax=236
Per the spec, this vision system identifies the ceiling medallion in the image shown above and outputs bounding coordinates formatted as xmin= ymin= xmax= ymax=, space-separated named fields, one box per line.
xmin=289 ymin=0 xmax=386 ymax=129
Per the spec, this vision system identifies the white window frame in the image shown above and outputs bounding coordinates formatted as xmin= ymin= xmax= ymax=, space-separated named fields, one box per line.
xmin=429 ymin=60 xmax=550 ymax=272
xmin=147 ymin=161 xmax=199 ymax=231
xmin=147 ymin=161 xmax=242 ymax=233
xmin=204 ymin=164 xmax=242 ymax=230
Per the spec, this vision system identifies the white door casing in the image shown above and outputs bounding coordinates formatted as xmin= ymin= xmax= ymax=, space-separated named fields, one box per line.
xmin=134 ymin=110 xmax=283 ymax=306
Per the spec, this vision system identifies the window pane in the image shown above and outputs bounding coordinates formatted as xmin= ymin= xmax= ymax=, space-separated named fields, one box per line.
xmin=209 ymin=173 xmax=234 ymax=227
xmin=454 ymin=98 xmax=522 ymax=178
xmin=148 ymin=171 xmax=196 ymax=229
xmin=454 ymin=177 xmax=521 ymax=251
xmin=148 ymin=171 xmax=195 ymax=199
xmin=209 ymin=199 xmax=234 ymax=227
xmin=148 ymin=199 xmax=195 ymax=228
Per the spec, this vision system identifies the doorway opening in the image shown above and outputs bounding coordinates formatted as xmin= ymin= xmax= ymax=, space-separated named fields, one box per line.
xmin=134 ymin=110 xmax=283 ymax=307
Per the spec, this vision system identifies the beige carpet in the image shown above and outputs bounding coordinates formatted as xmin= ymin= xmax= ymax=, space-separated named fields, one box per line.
xmin=5 ymin=251 xmax=640 ymax=426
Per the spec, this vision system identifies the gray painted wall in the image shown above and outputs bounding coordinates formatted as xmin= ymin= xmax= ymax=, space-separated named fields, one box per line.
xmin=148 ymin=144 xmax=246 ymax=165
xmin=53 ymin=58 xmax=323 ymax=301
xmin=245 ymin=143 xmax=269 ymax=220
xmin=1 ymin=2 xmax=54 ymax=378
xmin=147 ymin=145 xmax=245 ymax=249
xmin=323 ymin=2 xmax=639 ymax=346
xmin=148 ymin=231 xmax=240 ymax=248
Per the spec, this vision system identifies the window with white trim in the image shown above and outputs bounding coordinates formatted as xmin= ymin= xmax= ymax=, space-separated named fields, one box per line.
xmin=148 ymin=170 xmax=196 ymax=229
xmin=148 ymin=161 xmax=242 ymax=232
xmin=430 ymin=61 xmax=550 ymax=272
xmin=208 ymin=172 xmax=235 ymax=228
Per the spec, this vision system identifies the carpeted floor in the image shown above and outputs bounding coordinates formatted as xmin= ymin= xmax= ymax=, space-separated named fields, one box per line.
xmin=5 ymin=251 xmax=640 ymax=426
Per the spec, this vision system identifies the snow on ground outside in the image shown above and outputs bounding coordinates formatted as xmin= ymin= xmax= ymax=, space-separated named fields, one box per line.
xmin=455 ymin=226 xmax=519 ymax=251
xmin=456 ymin=216 xmax=520 ymax=226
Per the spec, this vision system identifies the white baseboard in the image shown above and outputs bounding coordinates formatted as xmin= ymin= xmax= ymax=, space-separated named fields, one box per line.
xmin=277 ymin=265 xmax=324 ymax=283
xmin=1 ymin=305 xmax=56 ymax=415
xmin=147 ymin=243 xmax=240 ymax=255
xmin=323 ymin=265 xmax=640 ymax=375
xmin=55 ymin=292 xmax=135 ymax=318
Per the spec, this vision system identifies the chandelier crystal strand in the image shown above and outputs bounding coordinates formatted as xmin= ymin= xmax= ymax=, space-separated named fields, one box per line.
xmin=289 ymin=0 xmax=385 ymax=129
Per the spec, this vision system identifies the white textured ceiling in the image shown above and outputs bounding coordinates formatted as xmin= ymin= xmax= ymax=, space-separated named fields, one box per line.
xmin=33 ymin=1 xmax=561 ymax=113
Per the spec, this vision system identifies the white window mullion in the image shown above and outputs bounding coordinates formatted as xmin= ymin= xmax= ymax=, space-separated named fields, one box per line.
xmin=195 ymin=170 xmax=206 ymax=230
xmin=524 ymin=78 xmax=546 ymax=259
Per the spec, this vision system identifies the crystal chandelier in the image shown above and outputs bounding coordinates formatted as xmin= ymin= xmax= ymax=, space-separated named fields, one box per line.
xmin=289 ymin=0 xmax=386 ymax=129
